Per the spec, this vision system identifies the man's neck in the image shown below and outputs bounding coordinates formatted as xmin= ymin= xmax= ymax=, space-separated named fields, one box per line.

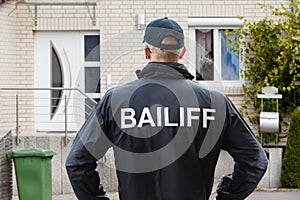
xmin=150 ymin=58 xmax=179 ymax=63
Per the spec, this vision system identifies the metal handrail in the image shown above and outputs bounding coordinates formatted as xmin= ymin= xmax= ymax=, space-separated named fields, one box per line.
xmin=0 ymin=87 xmax=96 ymax=103
xmin=0 ymin=87 xmax=98 ymax=145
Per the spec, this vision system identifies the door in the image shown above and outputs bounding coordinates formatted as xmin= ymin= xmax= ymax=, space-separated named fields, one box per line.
xmin=34 ymin=31 xmax=100 ymax=132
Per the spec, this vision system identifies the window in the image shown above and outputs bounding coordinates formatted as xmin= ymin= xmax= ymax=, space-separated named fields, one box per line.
xmin=83 ymin=34 xmax=100 ymax=93
xmin=50 ymin=41 xmax=64 ymax=119
xmin=189 ymin=18 xmax=243 ymax=84
xmin=84 ymin=35 xmax=100 ymax=61
xmin=83 ymin=34 xmax=100 ymax=120
xmin=85 ymin=67 xmax=100 ymax=93
xmin=221 ymin=31 xmax=240 ymax=80
xmin=196 ymin=29 xmax=214 ymax=80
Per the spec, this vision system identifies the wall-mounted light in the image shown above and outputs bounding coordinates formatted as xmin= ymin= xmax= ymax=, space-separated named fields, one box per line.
xmin=136 ymin=13 xmax=145 ymax=30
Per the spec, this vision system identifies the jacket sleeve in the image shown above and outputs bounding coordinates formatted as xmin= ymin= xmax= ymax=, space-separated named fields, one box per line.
xmin=65 ymin=99 xmax=112 ymax=200
xmin=216 ymin=97 xmax=268 ymax=200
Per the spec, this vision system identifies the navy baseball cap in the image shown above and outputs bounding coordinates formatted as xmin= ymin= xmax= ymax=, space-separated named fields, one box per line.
xmin=143 ymin=17 xmax=184 ymax=50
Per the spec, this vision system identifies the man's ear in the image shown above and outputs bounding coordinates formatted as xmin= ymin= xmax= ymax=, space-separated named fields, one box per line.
xmin=144 ymin=47 xmax=151 ymax=59
xmin=179 ymin=47 xmax=186 ymax=59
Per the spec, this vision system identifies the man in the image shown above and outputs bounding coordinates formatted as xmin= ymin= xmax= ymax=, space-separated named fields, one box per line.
xmin=66 ymin=17 xmax=268 ymax=200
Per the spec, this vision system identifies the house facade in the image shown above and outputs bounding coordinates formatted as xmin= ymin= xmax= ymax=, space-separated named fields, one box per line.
xmin=0 ymin=0 xmax=289 ymax=195
xmin=1 ymin=0 xmax=291 ymax=133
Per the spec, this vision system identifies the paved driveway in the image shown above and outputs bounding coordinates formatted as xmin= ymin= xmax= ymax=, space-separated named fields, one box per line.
xmin=246 ymin=191 xmax=300 ymax=200
xmin=52 ymin=191 xmax=300 ymax=200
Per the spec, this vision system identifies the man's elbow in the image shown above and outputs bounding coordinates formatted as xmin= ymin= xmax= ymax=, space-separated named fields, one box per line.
xmin=256 ymin=149 xmax=269 ymax=179
xmin=65 ymin=153 xmax=73 ymax=175
xmin=65 ymin=150 xmax=79 ymax=176
xmin=262 ymin=154 xmax=268 ymax=171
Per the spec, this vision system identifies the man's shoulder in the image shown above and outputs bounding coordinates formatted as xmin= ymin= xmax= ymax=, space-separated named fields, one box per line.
xmin=188 ymin=80 xmax=226 ymax=98
xmin=100 ymin=79 xmax=143 ymax=104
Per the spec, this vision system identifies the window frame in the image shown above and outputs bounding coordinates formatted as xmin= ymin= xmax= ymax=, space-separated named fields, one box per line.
xmin=50 ymin=40 xmax=64 ymax=119
xmin=188 ymin=18 xmax=244 ymax=87
xmin=84 ymin=34 xmax=100 ymax=62
xmin=84 ymin=66 xmax=100 ymax=94
xmin=82 ymin=33 xmax=101 ymax=98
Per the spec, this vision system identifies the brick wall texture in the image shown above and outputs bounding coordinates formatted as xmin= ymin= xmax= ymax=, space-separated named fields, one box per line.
xmin=0 ymin=0 xmax=290 ymax=134
xmin=0 ymin=131 xmax=13 ymax=200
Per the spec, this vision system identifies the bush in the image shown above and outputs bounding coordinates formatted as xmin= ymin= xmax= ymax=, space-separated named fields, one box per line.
xmin=281 ymin=106 xmax=300 ymax=188
xmin=229 ymin=1 xmax=300 ymax=144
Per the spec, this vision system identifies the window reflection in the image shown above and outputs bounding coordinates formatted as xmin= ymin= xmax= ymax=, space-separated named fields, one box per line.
xmin=221 ymin=31 xmax=239 ymax=80
xmin=196 ymin=29 xmax=214 ymax=81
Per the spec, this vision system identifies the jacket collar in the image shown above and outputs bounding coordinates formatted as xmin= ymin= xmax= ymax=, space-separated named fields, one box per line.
xmin=139 ymin=62 xmax=194 ymax=80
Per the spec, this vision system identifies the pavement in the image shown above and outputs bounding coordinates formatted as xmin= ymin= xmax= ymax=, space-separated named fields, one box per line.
xmin=13 ymin=193 xmax=119 ymax=200
xmin=12 ymin=190 xmax=300 ymax=200
xmin=246 ymin=191 xmax=300 ymax=199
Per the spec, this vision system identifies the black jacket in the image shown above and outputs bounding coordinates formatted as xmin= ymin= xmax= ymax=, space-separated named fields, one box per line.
xmin=66 ymin=62 xmax=268 ymax=200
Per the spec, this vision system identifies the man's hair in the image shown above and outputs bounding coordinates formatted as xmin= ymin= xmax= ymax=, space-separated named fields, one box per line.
xmin=145 ymin=36 xmax=182 ymax=62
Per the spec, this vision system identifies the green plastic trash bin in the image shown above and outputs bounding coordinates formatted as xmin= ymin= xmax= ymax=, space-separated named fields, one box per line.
xmin=7 ymin=148 xmax=55 ymax=200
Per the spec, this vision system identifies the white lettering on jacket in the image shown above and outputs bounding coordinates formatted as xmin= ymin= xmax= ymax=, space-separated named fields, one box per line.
xmin=121 ymin=107 xmax=216 ymax=129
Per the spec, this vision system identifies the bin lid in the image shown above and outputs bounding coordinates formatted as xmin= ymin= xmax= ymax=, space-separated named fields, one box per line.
xmin=6 ymin=148 xmax=55 ymax=158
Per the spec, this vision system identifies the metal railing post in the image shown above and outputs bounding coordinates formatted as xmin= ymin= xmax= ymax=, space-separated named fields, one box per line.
xmin=64 ymin=94 xmax=69 ymax=145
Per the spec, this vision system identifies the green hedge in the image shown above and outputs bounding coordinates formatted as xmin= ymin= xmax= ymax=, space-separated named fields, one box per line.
xmin=281 ymin=107 xmax=300 ymax=188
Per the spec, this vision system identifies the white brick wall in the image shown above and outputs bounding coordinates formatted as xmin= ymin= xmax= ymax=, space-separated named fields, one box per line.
xmin=0 ymin=131 xmax=13 ymax=200
xmin=15 ymin=5 xmax=35 ymax=133
xmin=0 ymin=0 xmax=17 ymax=131
xmin=0 ymin=0 xmax=292 ymax=134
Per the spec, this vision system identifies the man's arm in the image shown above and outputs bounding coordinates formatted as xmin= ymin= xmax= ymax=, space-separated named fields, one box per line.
xmin=66 ymin=104 xmax=112 ymax=200
xmin=216 ymin=98 xmax=268 ymax=200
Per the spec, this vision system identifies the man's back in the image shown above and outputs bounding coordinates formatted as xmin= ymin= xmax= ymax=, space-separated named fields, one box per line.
xmin=95 ymin=62 xmax=266 ymax=200
xmin=66 ymin=18 xmax=267 ymax=200
xmin=110 ymin=64 xmax=216 ymax=199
